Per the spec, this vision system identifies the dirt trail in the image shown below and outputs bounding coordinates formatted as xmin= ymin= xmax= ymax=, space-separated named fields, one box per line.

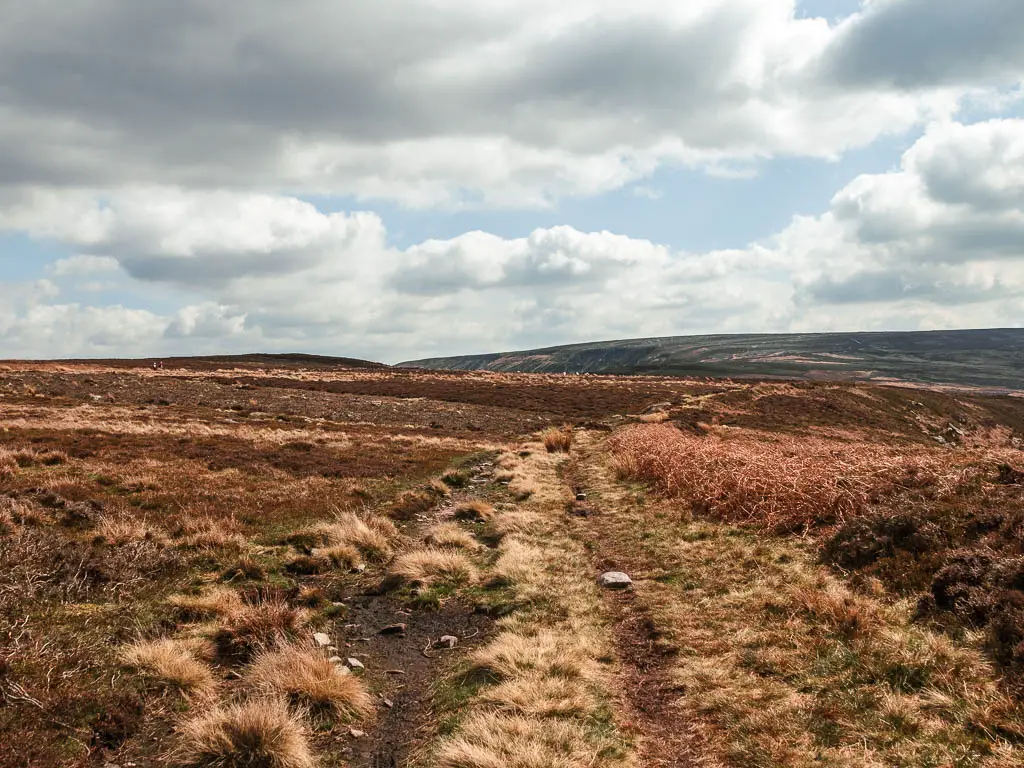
xmin=336 ymin=458 xmax=499 ymax=767
xmin=565 ymin=430 xmax=706 ymax=768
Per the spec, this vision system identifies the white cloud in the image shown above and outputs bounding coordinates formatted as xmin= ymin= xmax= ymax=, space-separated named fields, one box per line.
xmin=0 ymin=0 xmax=1018 ymax=207
xmin=47 ymin=254 xmax=121 ymax=277
xmin=6 ymin=118 xmax=1019 ymax=360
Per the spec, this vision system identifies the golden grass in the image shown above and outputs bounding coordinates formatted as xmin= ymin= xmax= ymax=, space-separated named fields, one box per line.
xmin=507 ymin=477 xmax=539 ymax=501
xmin=436 ymin=712 xmax=605 ymax=768
xmin=591 ymin=440 xmax=1024 ymax=765
xmin=172 ymin=515 xmax=248 ymax=552
xmin=3 ymin=447 xmax=69 ymax=467
xmin=170 ymin=698 xmax=315 ymax=768
xmin=470 ymin=629 xmax=592 ymax=681
xmin=430 ymin=477 xmax=453 ymax=497
xmin=491 ymin=539 xmax=546 ymax=590
xmin=121 ymin=638 xmax=216 ymax=698
xmin=212 ymin=599 xmax=311 ymax=662
xmin=297 ymin=512 xmax=395 ymax=561
xmin=95 ymin=517 xmax=168 ymax=546
xmin=169 ymin=587 xmax=245 ymax=620
xmin=478 ymin=673 xmax=596 ymax=718
xmin=0 ymin=506 xmax=13 ymax=536
xmin=431 ymin=438 xmax=633 ymax=768
xmin=609 ymin=423 xmax=1014 ymax=531
xmin=425 ymin=523 xmax=481 ymax=551
xmin=453 ymin=500 xmax=495 ymax=523
xmin=392 ymin=489 xmax=438 ymax=517
xmin=245 ymin=644 xmax=373 ymax=721
xmin=320 ymin=543 xmax=363 ymax=570
xmin=541 ymin=426 xmax=574 ymax=453
xmin=390 ymin=548 xmax=479 ymax=587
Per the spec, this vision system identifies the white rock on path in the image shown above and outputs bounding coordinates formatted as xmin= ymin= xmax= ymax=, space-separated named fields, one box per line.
xmin=346 ymin=657 xmax=365 ymax=673
xmin=598 ymin=571 xmax=633 ymax=589
xmin=313 ymin=632 xmax=331 ymax=647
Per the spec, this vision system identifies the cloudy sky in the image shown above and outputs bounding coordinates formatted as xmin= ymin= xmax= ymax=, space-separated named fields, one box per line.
xmin=1 ymin=0 xmax=1022 ymax=363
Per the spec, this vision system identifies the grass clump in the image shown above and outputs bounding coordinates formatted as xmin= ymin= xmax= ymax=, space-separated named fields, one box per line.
xmin=437 ymin=712 xmax=602 ymax=768
xmin=245 ymin=644 xmax=372 ymax=721
xmin=121 ymin=638 xmax=216 ymax=698
xmin=541 ymin=426 xmax=574 ymax=454
xmin=291 ymin=513 xmax=395 ymax=562
xmin=95 ymin=517 xmax=167 ymax=546
xmin=391 ymin=489 xmax=437 ymax=519
xmin=170 ymin=698 xmax=315 ymax=768
xmin=390 ymin=548 xmax=479 ymax=588
xmin=441 ymin=469 xmax=471 ymax=489
xmin=453 ymin=500 xmax=495 ymax=523
xmin=211 ymin=599 xmax=311 ymax=663
xmin=169 ymin=588 xmax=245 ymax=621
xmin=425 ymin=523 xmax=480 ymax=551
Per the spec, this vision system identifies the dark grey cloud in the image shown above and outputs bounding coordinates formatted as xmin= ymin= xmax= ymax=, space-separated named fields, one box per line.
xmin=820 ymin=0 xmax=1024 ymax=89
xmin=1 ymin=0 xmax=1012 ymax=205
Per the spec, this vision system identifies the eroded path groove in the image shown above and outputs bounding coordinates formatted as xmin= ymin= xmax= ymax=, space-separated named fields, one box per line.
xmin=565 ymin=430 xmax=704 ymax=768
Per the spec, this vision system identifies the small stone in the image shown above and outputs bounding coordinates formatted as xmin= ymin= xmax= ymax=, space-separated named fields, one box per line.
xmin=349 ymin=728 xmax=365 ymax=738
xmin=598 ymin=571 xmax=633 ymax=589
xmin=382 ymin=698 xmax=394 ymax=708
xmin=434 ymin=635 xmax=459 ymax=649
xmin=346 ymin=657 xmax=365 ymax=673
xmin=379 ymin=623 xmax=408 ymax=636
xmin=313 ymin=632 xmax=331 ymax=647
xmin=328 ymin=656 xmax=344 ymax=664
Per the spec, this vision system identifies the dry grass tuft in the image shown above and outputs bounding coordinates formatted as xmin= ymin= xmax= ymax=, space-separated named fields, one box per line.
xmin=319 ymin=543 xmax=363 ymax=570
xmin=436 ymin=712 xmax=599 ymax=768
xmin=392 ymin=489 xmax=437 ymax=518
xmin=6 ymin=447 xmax=68 ymax=467
xmin=429 ymin=477 xmax=452 ymax=497
xmin=170 ymin=698 xmax=315 ymax=768
xmin=245 ymin=644 xmax=372 ymax=721
xmin=453 ymin=500 xmax=494 ymax=523
xmin=95 ymin=517 xmax=167 ymax=546
xmin=121 ymin=638 xmax=216 ymax=697
xmin=169 ymin=588 xmax=245 ymax=621
xmin=478 ymin=673 xmax=596 ymax=718
xmin=0 ymin=452 xmax=17 ymax=479
xmin=508 ymin=478 xmax=539 ymax=501
xmin=390 ymin=548 xmax=478 ymax=587
xmin=424 ymin=523 xmax=480 ymax=551
xmin=541 ymin=426 xmax=574 ymax=453
xmin=491 ymin=539 xmax=545 ymax=588
xmin=221 ymin=555 xmax=267 ymax=583
xmin=173 ymin=516 xmax=248 ymax=552
xmin=470 ymin=629 xmax=590 ymax=681
xmin=212 ymin=599 xmax=311 ymax=662
xmin=0 ymin=503 xmax=16 ymax=536
xmin=293 ymin=513 xmax=395 ymax=561
xmin=441 ymin=469 xmax=471 ymax=488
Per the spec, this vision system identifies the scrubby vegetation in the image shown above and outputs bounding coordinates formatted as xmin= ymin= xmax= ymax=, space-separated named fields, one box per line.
xmin=2 ymin=360 xmax=1023 ymax=767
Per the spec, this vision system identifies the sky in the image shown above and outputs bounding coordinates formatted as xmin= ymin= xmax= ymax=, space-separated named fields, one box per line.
xmin=0 ymin=0 xmax=1023 ymax=363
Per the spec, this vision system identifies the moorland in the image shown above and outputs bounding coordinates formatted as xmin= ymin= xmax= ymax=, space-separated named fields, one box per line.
xmin=2 ymin=358 xmax=1024 ymax=767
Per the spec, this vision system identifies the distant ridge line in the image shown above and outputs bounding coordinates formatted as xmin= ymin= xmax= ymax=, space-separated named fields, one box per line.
xmin=398 ymin=328 xmax=1024 ymax=391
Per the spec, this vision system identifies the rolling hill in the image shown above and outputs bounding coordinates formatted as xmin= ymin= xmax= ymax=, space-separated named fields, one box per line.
xmin=400 ymin=328 xmax=1024 ymax=391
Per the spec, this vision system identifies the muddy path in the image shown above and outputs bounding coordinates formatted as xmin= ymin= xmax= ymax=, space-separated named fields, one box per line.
xmin=319 ymin=456 xmax=500 ymax=768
